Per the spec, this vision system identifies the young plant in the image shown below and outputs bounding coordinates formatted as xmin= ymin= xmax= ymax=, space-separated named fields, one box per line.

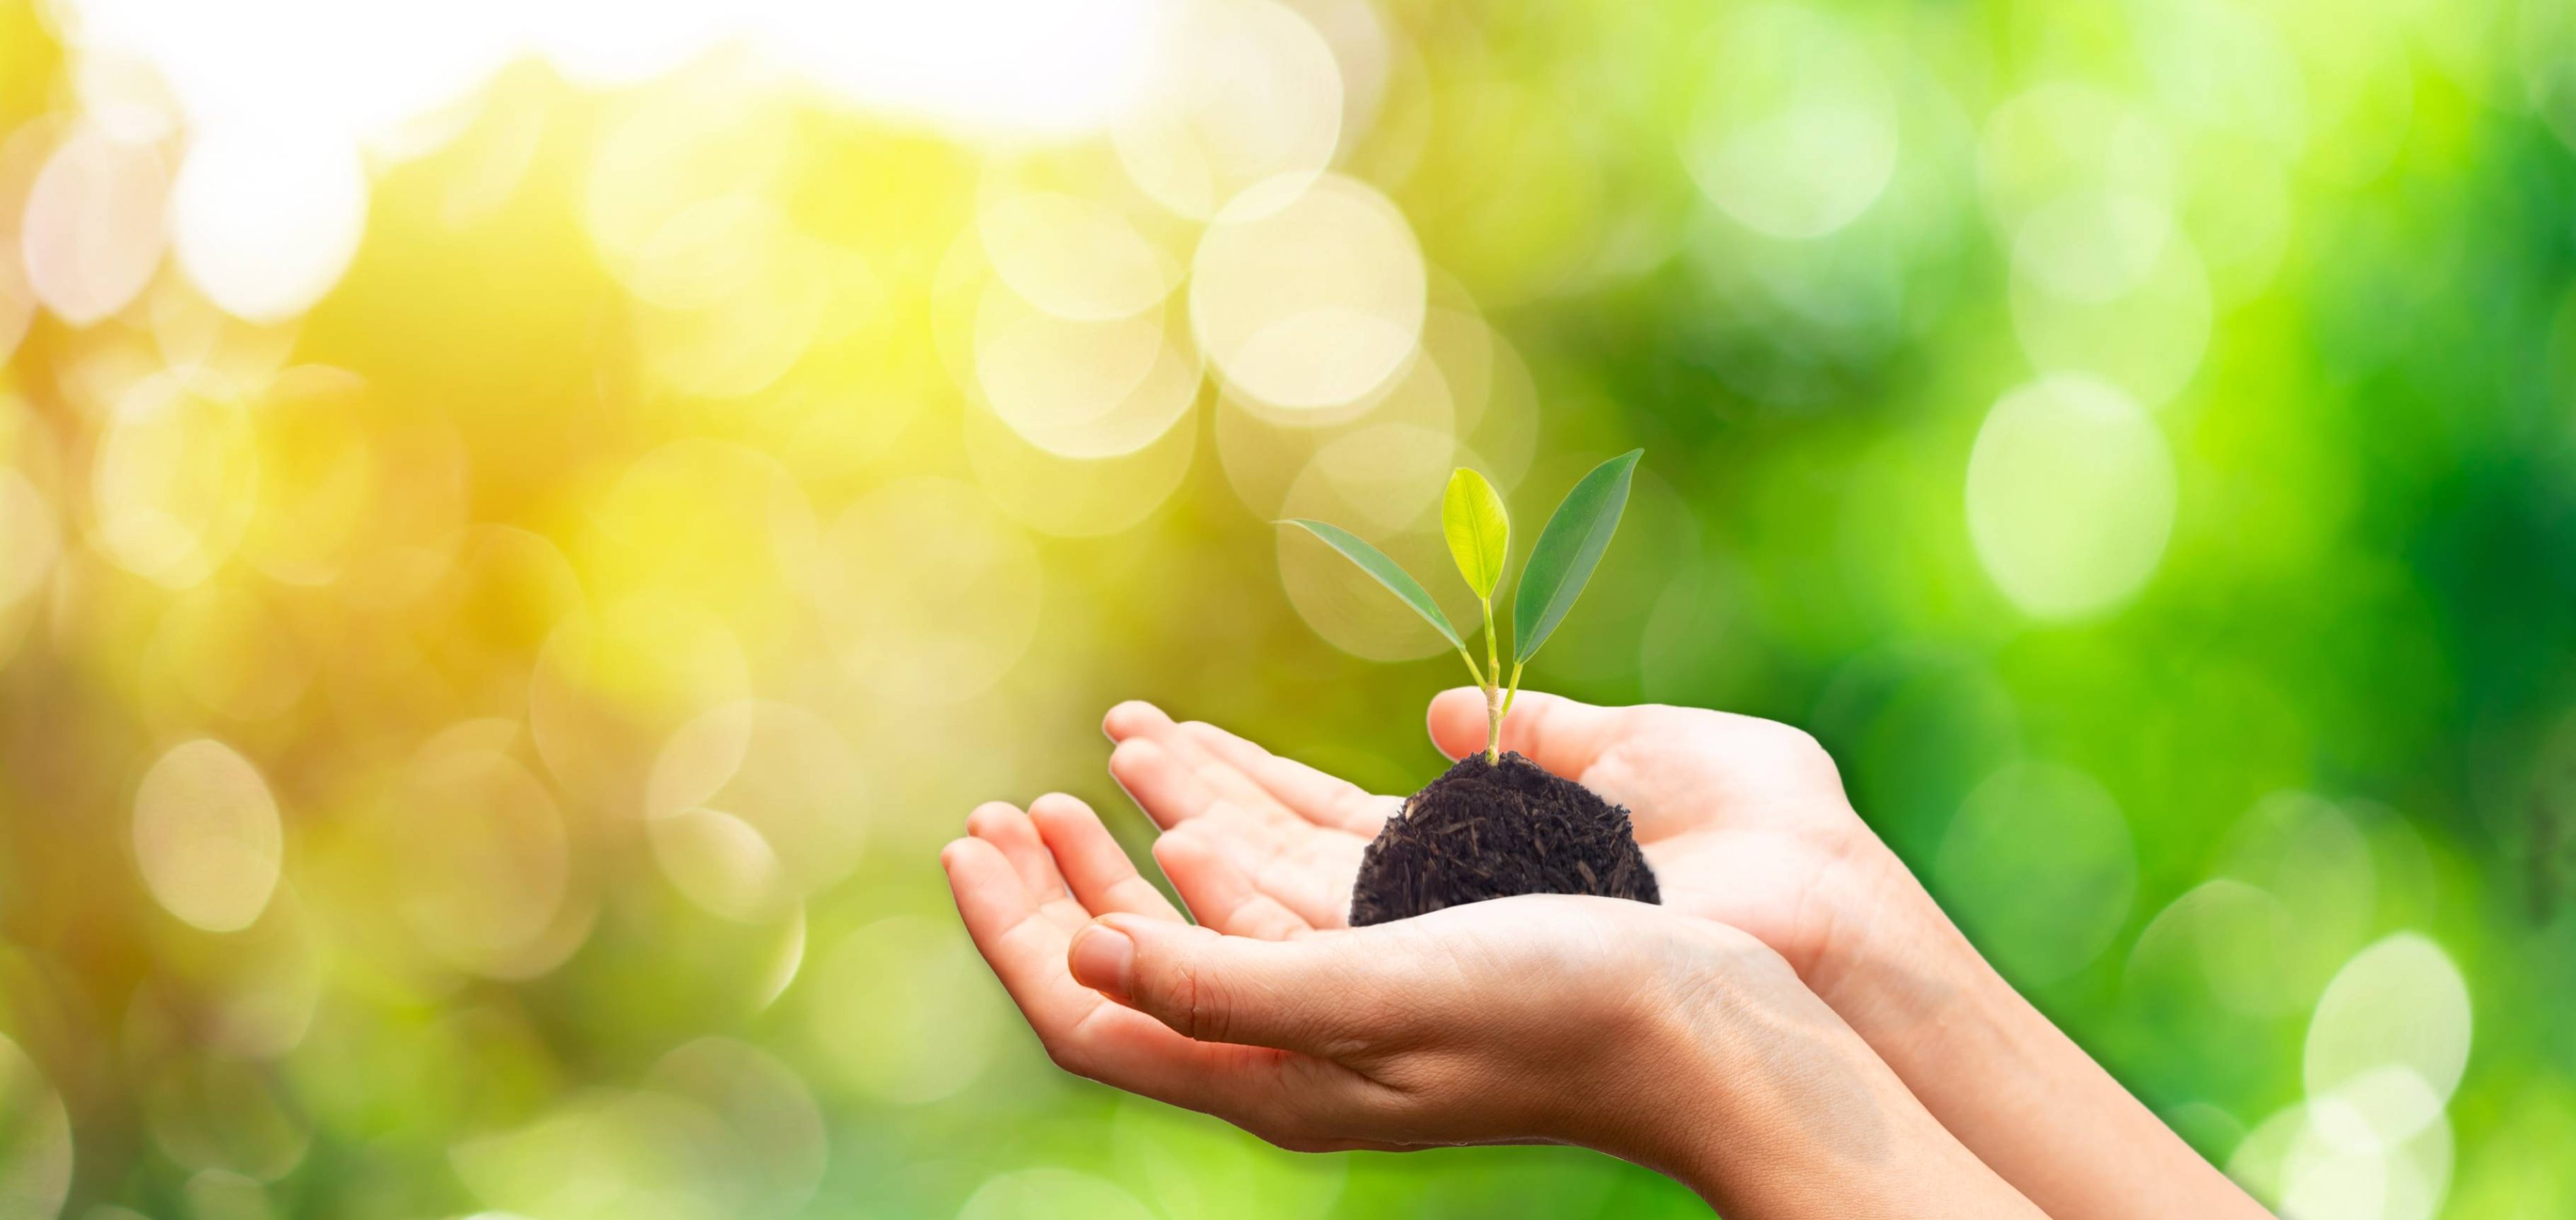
xmin=1283 ymin=449 xmax=1643 ymax=765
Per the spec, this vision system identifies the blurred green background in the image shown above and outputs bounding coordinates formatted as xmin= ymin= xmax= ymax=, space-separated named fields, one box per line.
xmin=1 ymin=0 xmax=2572 ymax=1215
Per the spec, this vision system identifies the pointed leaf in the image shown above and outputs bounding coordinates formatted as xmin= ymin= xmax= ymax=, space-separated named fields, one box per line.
xmin=1441 ymin=467 xmax=1511 ymax=600
xmin=1279 ymin=519 xmax=1464 ymax=649
xmin=1510 ymin=450 xmax=1642 ymax=666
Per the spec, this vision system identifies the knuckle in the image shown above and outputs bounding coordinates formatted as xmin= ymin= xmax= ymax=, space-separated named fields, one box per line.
xmin=1171 ymin=958 xmax=1229 ymax=1043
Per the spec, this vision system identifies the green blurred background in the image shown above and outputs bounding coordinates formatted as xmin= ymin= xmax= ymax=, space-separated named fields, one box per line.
xmin=0 ymin=0 xmax=2571 ymax=1215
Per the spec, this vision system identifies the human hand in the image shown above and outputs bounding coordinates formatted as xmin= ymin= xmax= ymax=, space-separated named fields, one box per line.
xmin=941 ymin=794 xmax=2040 ymax=1217
xmin=1103 ymin=692 xmax=1917 ymax=990
xmin=1098 ymin=695 xmax=2264 ymax=1220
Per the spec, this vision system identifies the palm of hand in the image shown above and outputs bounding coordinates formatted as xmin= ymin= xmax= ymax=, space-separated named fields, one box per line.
xmin=1105 ymin=691 xmax=1878 ymax=979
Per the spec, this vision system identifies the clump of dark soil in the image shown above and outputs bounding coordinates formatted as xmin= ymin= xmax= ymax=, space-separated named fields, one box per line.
xmin=1349 ymin=751 xmax=1658 ymax=926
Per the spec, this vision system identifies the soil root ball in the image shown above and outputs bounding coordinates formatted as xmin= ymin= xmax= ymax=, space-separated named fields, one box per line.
xmin=1349 ymin=751 xmax=1659 ymax=926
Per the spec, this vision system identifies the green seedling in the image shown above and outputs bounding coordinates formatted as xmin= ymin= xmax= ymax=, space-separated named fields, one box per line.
xmin=1283 ymin=449 xmax=1643 ymax=764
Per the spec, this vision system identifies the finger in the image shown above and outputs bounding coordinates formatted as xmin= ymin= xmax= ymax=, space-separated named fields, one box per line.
xmin=1177 ymin=721 xmax=1395 ymax=836
xmin=942 ymin=836 xmax=1089 ymax=1030
xmin=1070 ymin=913 xmax=1392 ymax=1057
xmin=1110 ymin=736 xmax=1251 ymax=830
xmin=1154 ymin=828 xmax=1316 ymax=941
xmin=1113 ymin=739 xmax=1361 ymax=927
xmin=1102 ymin=699 xmax=1178 ymax=744
xmin=967 ymin=801 xmax=1070 ymax=904
xmin=1028 ymin=793 xmax=1184 ymax=922
xmin=1157 ymin=800 xmax=1361 ymax=930
xmin=947 ymin=838 xmax=1325 ymax=1122
xmin=1104 ymin=704 xmax=1306 ymax=825
xmin=1152 ymin=720 xmax=1303 ymax=824
xmin=1427 ymin=688 xmax=1626 ymax=777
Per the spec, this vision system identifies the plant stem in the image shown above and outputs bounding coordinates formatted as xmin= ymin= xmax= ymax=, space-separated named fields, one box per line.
xmin=1454 ymin=646 xmax=1485 ymax=692
xmin=1501 ymin=660 xmax=1525 ymax=716
xmin=1479 ymin=596 xmax=1502 ymax=762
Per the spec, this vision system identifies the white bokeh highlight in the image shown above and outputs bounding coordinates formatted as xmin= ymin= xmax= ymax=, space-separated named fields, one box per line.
xmin=1966 ymin=375 xmax=2177 ymax=619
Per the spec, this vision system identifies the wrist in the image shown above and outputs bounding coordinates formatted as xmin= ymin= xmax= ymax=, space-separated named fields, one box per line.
xmin=1796 ymin=838 xmax=2014 ymax=1084
xmin=1801 ymin=836 xmax=1969 ymax=1008
xmin=1626 ymin=929 xmax=2020 ymax=1217
xmin=1595 ymin=926 xmax=1805 ymax=1188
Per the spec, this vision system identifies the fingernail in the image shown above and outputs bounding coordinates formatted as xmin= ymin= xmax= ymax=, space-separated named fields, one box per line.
xmin=1068 ymin=922 xmax=1135 ymax=1003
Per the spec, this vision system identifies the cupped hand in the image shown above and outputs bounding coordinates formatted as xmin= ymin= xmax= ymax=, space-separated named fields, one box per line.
xmin=942 ymin=790 xmax=1728 ymax=1156
xmin=1102 ymin=692 xmax=1911 ymax=985
xmin=942 ymin=792 xmax=2040 ymax=1217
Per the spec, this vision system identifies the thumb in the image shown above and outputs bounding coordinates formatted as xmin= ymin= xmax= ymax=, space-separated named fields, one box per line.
xmin=1427 ymin=687 xmax=1626 ymax=776
xmin=1068 ymin=914 xmax=1377 ymax=1055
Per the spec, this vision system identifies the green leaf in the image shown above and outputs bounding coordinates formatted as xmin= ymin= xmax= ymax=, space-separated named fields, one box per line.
xmin=1279 ymin=519 xmax=1464 ymax=649
xmin=1441 ymin=467 xmax=1510 ymax=600
xmin=1510 ymin=449 xmax=1642 ymax=666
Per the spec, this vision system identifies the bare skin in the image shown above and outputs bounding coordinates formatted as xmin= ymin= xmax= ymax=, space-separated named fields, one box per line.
xmin=1098 ymin=689 xmax=2270 ymax=1220
xmin=943 ymin=795 xmax=2042 ymax=1217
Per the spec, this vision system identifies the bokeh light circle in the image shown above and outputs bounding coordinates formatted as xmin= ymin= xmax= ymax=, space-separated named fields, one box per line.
xmin=626 ymin=194 xmax=786 ymax=312
xmin=2011 ymin=220 xmax=2213 ymax=409
xmin=1680 ymin=4 xmax=1898 ymax=240
xmin=448 ymin=1086 xmax=742 ymax=1220
xmin=20 ymin=126 xmax=167 ymax=326
xmin=1965 ymin=375 xmax=2176 ymax=619
xmin=528 ymin=596 xmax=754 ymax=819
xmin=392 ymin=720 xmax=578 ymax=980
xmin=817 ymin=479 xmax=1043 ymax=706
xmin=977 ymin=191 xmax=1180 ymax=322
xmin=0 ymin=1033 xmax=73 ymax=1220
xmin=1211 ymin=312 xmax=1464 ymax=520
xmin=2304 ymin=933 xmax=2472 ymax=1145
xmin=647 ymin=700 xmax=868 ymax=897
xmin=132 ymin=738 xmax=283 ymax=933
xmin=649 ymin=808 xmax=792 ymax=924
xmin=169 ymin=125 xmax=369 ymax=323
xmin=2211 ymin=791 xmax=2379 ymax=1012
xmin=2122 ymin=878 xmax=2301 ymax=1019
xmin=1933 ymin=761 xmax=2138 ymax=985
xmin=1114 ymin=0 xmax=1344 ymax=220
xmin=2009 ymin=190 xmax=2171 ymax=304
xmin=2232 ymin=1099 xmax=2455 ymax=1220
xmin=647 ymin=1038 xmax=828 ymax=1217
xmin=808 ymin=916 xmax=1002 ymax=1105
xmin=971 ymin=279 xmax=1202 ymax=459
xmin=1978 ymin=83 xmax=2174 ymax=239
xmin=92 ymin=374 xmax=261 ymax=590
xmin=1190 ymin=173 xmax=1426 ymax=412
